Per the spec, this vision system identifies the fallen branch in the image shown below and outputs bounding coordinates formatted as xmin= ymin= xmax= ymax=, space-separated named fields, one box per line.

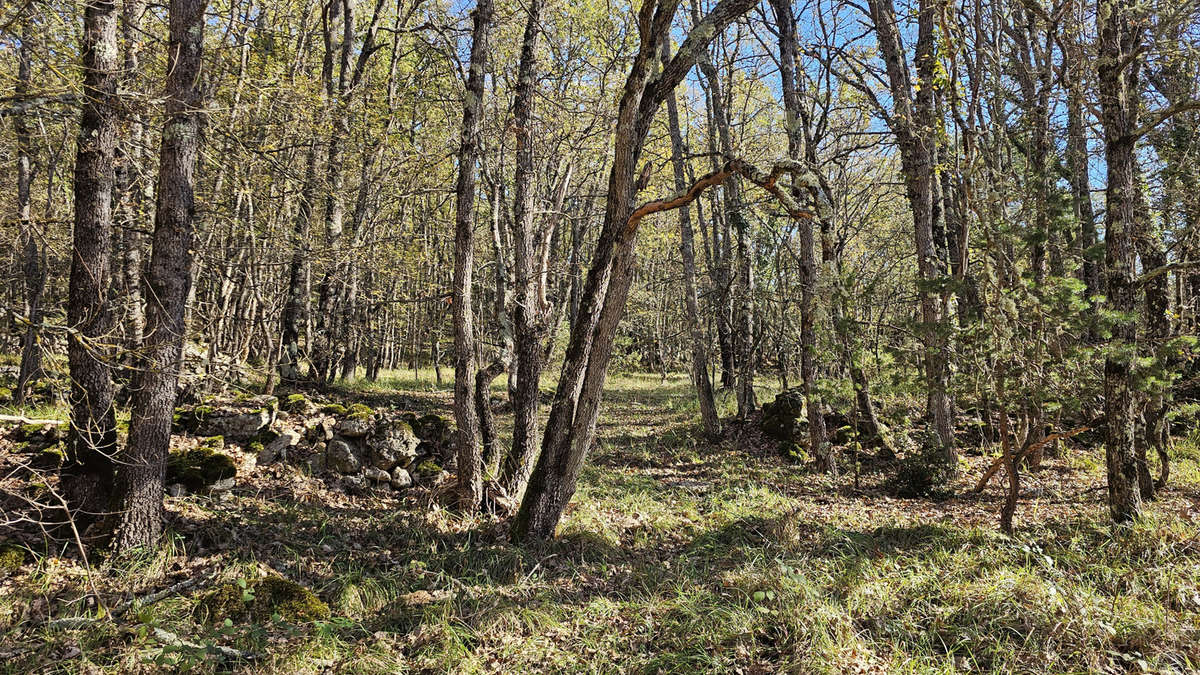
xmin=972 ymin=423 xmax=1095 ymax=494
xmin=151 ymin=627 xmax=259 ymax=663
xmin=0 ymin=415 xmax=67 ymax=426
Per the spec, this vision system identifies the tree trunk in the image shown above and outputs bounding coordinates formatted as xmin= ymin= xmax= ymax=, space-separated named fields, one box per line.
xmin=512 ymin=0 xmax=757 ymax=542
xmin=14 ymin=13 xmax=45 ymax=406
xmin=114 ymin=0 xmax=206 ymax=550
xmin=662 ymin=36 xmax=720 ymax=438
xmin=867 ymin=0 xmax=955 ymax=463
xmin=452 ymin=0 xmax=494 ymax=510
xmin=501 ymin=0 xmax=549 ymax=497
xmin=1096 ymin=0 xmax=1143 ymax=523
xmin=63 ymin=0 xmax=121 ymax=532
xmin=771 ymin=0 xmax=830 ymax=471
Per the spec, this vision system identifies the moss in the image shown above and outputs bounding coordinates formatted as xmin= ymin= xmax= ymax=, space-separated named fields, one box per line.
xmin=249 ymin=441 xmax=265 ymax=455
xmin=196 ymin=576 xmax=330 ymax=624
xmin=0 ymin=387 xmax=12 ymax=403
xmin=348 ymin=403 xmax=374 ymax=416
xmin=0 ymin=543 xmax=26 ymax=574
xmin=166 ymin=446 xmax=237 ymax=492
xmin=415 ymin=459 xmax=443 ymax=476
xmin=282 ymin=393 xmax=309 ymax=413
xmin=34 ymin=445 xmax=64 ymax=470
xmin=320 ymin=404 xmax=348 ymax=416
xmin=347 ymin=411 xmax=371 ymax=421
xmin=200 ymin=435 xmax=225 ymax=450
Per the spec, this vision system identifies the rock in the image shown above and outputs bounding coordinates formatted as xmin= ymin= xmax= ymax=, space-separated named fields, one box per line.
xmin=367 ymin=419 xmax=419 ymax=469
xmin=210 ymin=477 xmax=236 ymax=492
xmin=364 ymin=467 xmax=390 ymax=483
xmin=318 ymin=418 xmax=335 ymax=441
xmin=341 ymin=474 xmax=367 ymax=494
xmin=176 ymin=397 xmax=277 ymax=442
xmin=760 ymin=389 xmax=806 ymax=442
xmin=0 ymin=543 xmax=26 ymax=575
xmin=335 ymin=418 xmax=372 ymax=438
xmin=166 ymin=483 xmax=188 ymax=497
xmin=307 ymin=452 xmax=326 ymax=475
xmin=389 ymin=467 xmax=412 ymax=489
xmin=326 ymin=439 xmax=360 ymax=474
xmin=259 ymin=430 xmax=301 ymax=464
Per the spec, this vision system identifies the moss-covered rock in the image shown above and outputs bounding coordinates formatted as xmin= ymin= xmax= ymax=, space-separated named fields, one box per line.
xmin=281 ymin=393 xmax=310 ymax=413
xmin=320 ymin=403 xmax=348 ymax=416
xmin=0 ymin=543 xmax=26 ymax=574
xmin=196 ymin=576 xmax=330 ymax=624
xmin=347 ymin=403 xmax=373 ymax=417
xmin=0 ymin=387 xmax=12 ymax=403
xmin=167 ymin=445 xmax=237 ymax=492
xmin=760 ymin=389 xmax=806 ymax=442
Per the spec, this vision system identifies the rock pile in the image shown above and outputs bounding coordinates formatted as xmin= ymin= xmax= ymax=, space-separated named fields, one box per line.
xmin=171 ymin=393 xmax=455 ymax=496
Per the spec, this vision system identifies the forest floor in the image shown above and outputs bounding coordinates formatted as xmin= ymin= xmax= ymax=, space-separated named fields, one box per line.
xmin=2 ymin=371 xmax=1200 ymax=673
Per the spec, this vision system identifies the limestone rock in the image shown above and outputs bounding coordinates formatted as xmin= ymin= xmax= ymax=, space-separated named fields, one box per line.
xmin=326 ymin=439 xmax=360 ymax=474
xmin=259 ymin=429 xmax=301 ymax=464
xmin=389 ymin=467 xmax=412 ymax=489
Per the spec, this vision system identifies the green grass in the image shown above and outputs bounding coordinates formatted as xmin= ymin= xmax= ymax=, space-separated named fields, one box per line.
xmin=1 ymin=374 xmax=1198 ymax=672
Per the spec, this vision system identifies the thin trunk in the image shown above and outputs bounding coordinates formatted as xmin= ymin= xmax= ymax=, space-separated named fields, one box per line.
xmin=501 ymin=0 xmax=549 ymax=497
xmin=663 ymin=36 xmax=720 ymax=438
xmin=14 ymin=13 xmax=44 ymax=405
xmin=452 ymin=0 xmax=494 ymax=510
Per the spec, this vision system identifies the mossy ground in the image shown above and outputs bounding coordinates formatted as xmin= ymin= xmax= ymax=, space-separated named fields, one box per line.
xmin=0 ymin=370 xmax=1197 ymax=672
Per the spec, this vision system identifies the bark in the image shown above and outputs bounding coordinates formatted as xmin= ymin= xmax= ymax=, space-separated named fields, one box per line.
xmin=114 ymin=0 xmax=148 ymax=362
xmin=279 ymin=138 xmax=318 ymax=383
xmin=63 ymin=0 xmax=121 ymax=531
xmin=662 ymin=36 xmax=720 ymax=438
xmin=115 ymin=0 xmax=206 ymax=550
xmin=696 ymin=29 xmax=754 ymax=417
xmin=1096 ymin=0 xmax=1143 ymax=523
xmin=500 ymin=0 xmax=549 ymax=497
xmin=452 ymin=0 xmax=494 ymax=510
xmin=476 ymin=359 xmax=506 ymax=476
xmin=1065 ymin=0 xmax=1100 ymax=299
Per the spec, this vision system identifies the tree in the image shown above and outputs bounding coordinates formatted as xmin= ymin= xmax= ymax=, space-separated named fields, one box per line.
xmin=113 ymin=0 xmax=207 ymax=550
xmin=62 ymin=0 xmax=121 ymax=531
xmin=452 ymin=0 xmax=495 ymax=510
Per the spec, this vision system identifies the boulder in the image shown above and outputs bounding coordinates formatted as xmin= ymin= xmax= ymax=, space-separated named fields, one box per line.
xmin=760 ymin=389 xmax=806 ymax=442
xmin=166 ymin=443 xmax=237 ymax=492
xmin=176 ymin=396 xmax=277 ymax=442
xmin=195 ymin=576 xmax=330 ymax=624
xmin=326 ymin=439 xmax=360 ymax=474
xmin=366 ymin=419 xmax=419 ymax=469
